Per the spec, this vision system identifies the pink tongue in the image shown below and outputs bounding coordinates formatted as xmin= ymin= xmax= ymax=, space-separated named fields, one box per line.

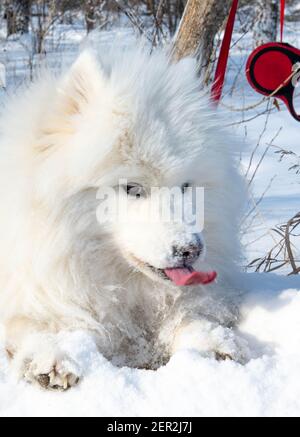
xmin=164 ymin=268 xmax=217 ymax=286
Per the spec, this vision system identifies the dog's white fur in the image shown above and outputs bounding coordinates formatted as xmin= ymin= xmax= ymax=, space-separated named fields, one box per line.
xmin=0 ymin=46 xmax=248 ymax=390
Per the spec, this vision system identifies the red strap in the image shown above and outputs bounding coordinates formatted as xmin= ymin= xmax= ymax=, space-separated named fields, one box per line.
xmin=211 ymin=0 xmax=239 ymax=104
xmin=211 ymin=0 xmax=285 ymax=104
xmin=280 ymin=0 xmax=285 ymax=42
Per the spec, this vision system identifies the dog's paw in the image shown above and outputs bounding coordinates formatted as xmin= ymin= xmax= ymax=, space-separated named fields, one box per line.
xmin=172 ymin=321 xmax=250 ymax=364
xmin=215 ymin=351 xmax=234 ymax=362
xmin=12 ymin=333 xmax=81 ymax=391
xmin=24 ymin=358 xmax=80 ymax=391
xmin=210 ymin=326 xmax=250 ymax=364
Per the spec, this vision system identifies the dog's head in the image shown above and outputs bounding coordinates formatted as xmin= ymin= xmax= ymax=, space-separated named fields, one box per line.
xmin=34 ymin=48 xmax=240 ymax=288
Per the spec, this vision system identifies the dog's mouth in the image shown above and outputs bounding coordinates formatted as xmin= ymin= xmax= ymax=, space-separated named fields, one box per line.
xmin=129 ymin=254 xmax=217 ymax=286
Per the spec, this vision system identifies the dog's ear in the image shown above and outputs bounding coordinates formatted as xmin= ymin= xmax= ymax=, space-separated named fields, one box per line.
xmin=37 ymin=51 xmax=106 ymax=152
xmin=57 ymin=50 xmax=105 ymax=117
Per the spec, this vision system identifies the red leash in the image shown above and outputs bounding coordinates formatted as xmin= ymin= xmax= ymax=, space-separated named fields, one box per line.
xmin=280 ymin=0 xmax=286 ymax=42
xmin=211 ymin=0 xmax=286 ymax=105
xmin=211 ymin=0 xmax=239 ymax=104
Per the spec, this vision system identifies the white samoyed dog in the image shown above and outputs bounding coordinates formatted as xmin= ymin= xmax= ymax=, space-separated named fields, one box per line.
xmin=0 ymin=46 xmax=249 ymax=390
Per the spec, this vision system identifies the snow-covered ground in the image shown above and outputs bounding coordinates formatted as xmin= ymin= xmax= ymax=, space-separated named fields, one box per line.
xmin=0 ymin=12 xmax=299 ymax=417
xmin=0 ymin=273 xmax=299 ymax=417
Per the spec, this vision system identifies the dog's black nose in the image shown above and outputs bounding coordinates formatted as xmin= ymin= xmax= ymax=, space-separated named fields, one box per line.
xmin=172 ymin=242 xmax=202 ymax=264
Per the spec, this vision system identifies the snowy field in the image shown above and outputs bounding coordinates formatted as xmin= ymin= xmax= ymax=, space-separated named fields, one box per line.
xmin=0 ymin=13 xmax=299 ymax=417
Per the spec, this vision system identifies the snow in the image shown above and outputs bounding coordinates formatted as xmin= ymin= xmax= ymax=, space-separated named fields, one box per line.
xmin=0 ymin=273 xmax=299 ymax=417
xmin=0 ymin=8 xmax=299 ymax=417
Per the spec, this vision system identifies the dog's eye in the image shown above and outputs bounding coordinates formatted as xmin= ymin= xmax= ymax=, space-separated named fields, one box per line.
xmin=125 ymin=183 xmax=146 ymax=198
xmin=181 ymin=182 xmax=191 ymax=193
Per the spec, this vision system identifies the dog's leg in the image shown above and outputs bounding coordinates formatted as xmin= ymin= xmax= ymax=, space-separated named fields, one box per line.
xmin=171 ymin=319 xmax=250 ymax=363
xmin=5 ymin=317 xmax=81 ymax=391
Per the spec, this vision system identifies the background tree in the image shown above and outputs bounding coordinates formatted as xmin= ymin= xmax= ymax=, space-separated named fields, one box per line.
xmin=84 ymin=0 xmax=104 ymax=33
xmin=253 ymin=0 xmax=279 ymax=47
xmin=5 ymin=0 xmax=31 ymax=37
xmin=171 ymin=0 xmax=232 ymax=77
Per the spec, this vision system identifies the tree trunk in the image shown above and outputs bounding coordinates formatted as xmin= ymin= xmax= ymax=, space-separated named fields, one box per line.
xmin=85 ymin=0 xmax=102 ymax=33
xmin=172 ymin=0 xmax=232 ymax=71
xmin=5 ymin=0 xmax=30 ymax=37
xmin=253 ymin=0 xmax=279 ymax=47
